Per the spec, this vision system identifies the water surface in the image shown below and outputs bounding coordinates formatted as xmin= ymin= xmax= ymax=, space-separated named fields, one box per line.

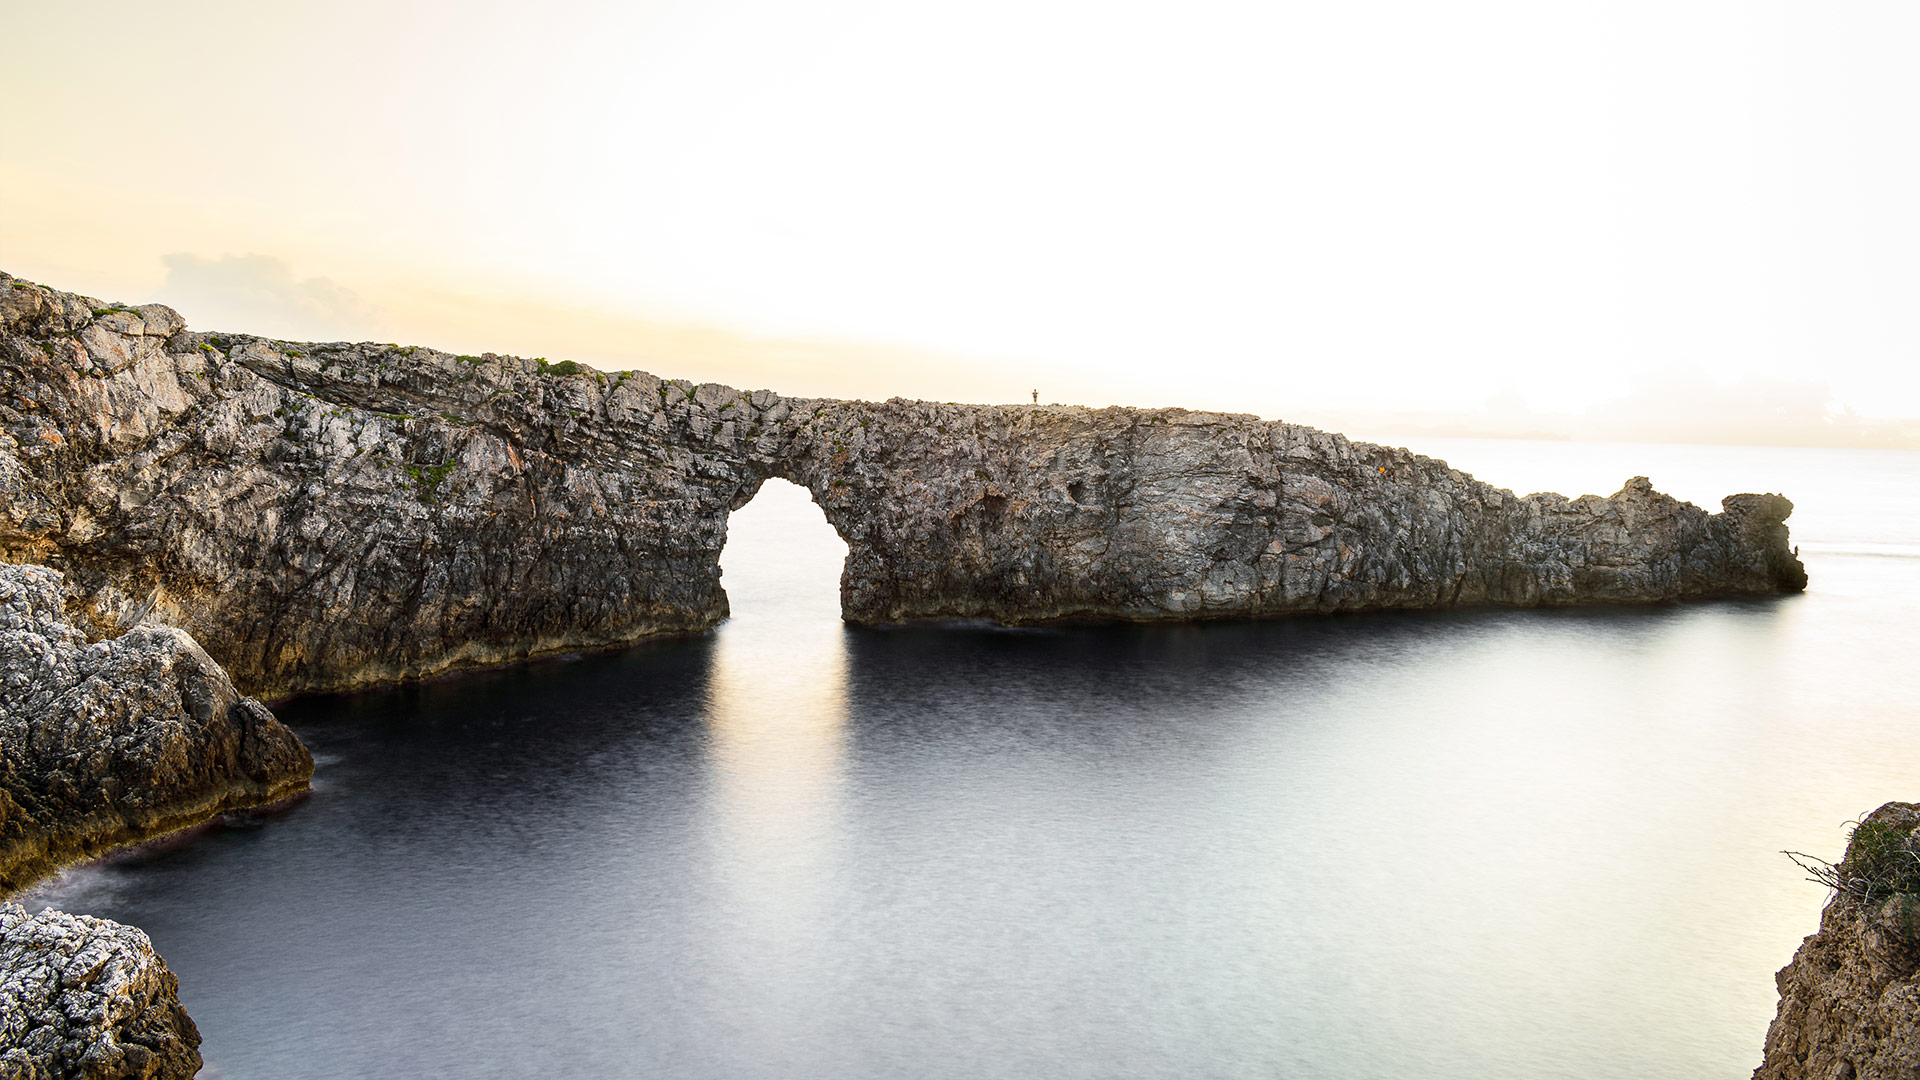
xmin=24 ymin=445 xmax=1920 ymax=1079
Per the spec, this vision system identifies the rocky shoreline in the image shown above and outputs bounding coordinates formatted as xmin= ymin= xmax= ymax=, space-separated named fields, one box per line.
xmin=0 ymin=559 xmax=308 ymax=1077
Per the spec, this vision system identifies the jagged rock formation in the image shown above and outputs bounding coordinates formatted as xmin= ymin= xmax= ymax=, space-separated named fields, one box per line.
xmin=1757 ymin=803 xmax=1920 ymax=1080
xmin=0 ymin=562 xmax=312 ymax=894
xmin=0 ymin=903 xmax=201 ymax=1079
xmin=0 ymin=272 xmax=1806 ymax=699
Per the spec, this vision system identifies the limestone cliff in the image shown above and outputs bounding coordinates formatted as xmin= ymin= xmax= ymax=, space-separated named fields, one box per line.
xmin=0 ymin=272 xmax=1806 ymax=699
xmin=1757 ymin=803 xmax=1920 ymax=1080
xmin=0 ymin=562 xmax=312 ymax=895
xmin=0 ymin=903 xmax=201 ymax=1079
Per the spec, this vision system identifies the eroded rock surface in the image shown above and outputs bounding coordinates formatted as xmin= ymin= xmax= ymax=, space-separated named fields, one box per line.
xmin=0 ymin=272 xmax=1806 ymax=699
xmin=0 ymin=562 xmax=312 ymax=894
xmin=0 ymin=903 xmax=200 ymax=1079
xmin=1758 ymin=803 xmax=1920 ymax=1080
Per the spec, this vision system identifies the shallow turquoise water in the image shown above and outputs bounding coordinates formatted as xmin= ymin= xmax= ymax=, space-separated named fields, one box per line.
xmin=23 ymin=441 xmax=1920 ymax=1079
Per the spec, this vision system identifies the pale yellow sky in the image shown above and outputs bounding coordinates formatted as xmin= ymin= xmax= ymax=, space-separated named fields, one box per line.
xmin=5 ymin=1 xmax=1919 ymax=439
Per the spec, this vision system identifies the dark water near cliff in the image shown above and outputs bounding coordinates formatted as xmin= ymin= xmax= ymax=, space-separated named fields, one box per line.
xmin=23 ymin=440 xmax=1920 ymax=1079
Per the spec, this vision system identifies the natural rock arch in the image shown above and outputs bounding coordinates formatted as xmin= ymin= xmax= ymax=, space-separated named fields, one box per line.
xmin=0 ymin=273 xmax=1806 ymax=700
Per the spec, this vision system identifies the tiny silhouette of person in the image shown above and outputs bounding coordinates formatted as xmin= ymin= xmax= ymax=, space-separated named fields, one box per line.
xmin=1031 ymin=389 xmax=1038 ymax=404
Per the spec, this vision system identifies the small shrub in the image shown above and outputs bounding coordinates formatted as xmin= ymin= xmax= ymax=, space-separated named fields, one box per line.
xmin=1789 ymin=817 xmax=1920 ymax=911
xmin=405 ymin=458 xmax=459 ymax=493
xmin=536 ymin=359 xmax=585 ymax=377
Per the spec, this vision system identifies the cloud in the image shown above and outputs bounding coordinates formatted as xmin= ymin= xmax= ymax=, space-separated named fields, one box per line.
xmin=156 ymin=254 xmax=382 ymax=341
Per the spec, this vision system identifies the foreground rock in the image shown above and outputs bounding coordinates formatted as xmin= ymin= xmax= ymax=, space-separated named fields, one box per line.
xmin=0 ymin=562 xmax=312 ymax=894
xmin=1757 ymin=802 xmax=1920 ymax=1079
xmin=0 ymin=272 xmax=1807 ymax=699
xmin=0 ymin=903 xmax=200 ymax=1079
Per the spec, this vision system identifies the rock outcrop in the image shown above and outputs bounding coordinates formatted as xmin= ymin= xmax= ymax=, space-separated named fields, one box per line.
xmin=1757 ymin=803 xmax=1920 ymax=1079
xmin=0 ymin=562 xmax=312 ymax=894
xmin=0 ymin=903 xmax=201 ymax=1079
xmin=0 ymin=272 xmax=1806 ymax=699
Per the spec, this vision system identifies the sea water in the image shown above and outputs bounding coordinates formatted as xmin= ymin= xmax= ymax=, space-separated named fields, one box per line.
xmin=22 ymin=439 xmax=1920 ymax=1079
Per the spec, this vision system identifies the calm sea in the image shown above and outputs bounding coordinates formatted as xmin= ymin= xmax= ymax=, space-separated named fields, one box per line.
xmin=22 ymin=438 xmax=1920 ymax=1079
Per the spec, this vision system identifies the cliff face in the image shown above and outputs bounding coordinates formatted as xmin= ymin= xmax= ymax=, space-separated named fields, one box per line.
xmin=1757 ymin=803 xmax=1920 ymax=1080
xmin=0 ymin=272 xmax=1806 ymax=699
xmin=0 ymin=903 xmax=201 ymax=1079
xmin=0 ymin=562 xmax=313 ymax=894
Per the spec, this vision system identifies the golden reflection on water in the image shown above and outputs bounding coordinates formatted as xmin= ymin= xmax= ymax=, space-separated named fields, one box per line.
xmin=702 ymin=478 xmax=852 ymax=983
xmin=704 ymin=609 xmax=850 ymax=870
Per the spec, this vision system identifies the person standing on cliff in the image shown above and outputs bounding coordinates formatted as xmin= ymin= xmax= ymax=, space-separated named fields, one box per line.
xmin=1031 ymin=389 xmax=1038 ymax=404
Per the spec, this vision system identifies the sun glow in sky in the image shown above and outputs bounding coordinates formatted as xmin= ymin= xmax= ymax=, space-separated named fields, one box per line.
xmin=5 ymin=1 xmax=1919 ymax=436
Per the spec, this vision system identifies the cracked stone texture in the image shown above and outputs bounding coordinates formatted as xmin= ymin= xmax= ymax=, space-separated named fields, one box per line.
xmin=0 ymin=562 xmax=312 ymax=894
xmin=0 ymin=271 xmax=1806 ymax=700
xmin=1757 ymin=803 xmax=1920 ymax=1080
xmin=0 ymin=903 xmax=199 ymax=1079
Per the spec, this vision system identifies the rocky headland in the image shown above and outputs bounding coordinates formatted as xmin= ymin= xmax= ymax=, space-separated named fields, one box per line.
xmin=0 ymin=903 xmax=201 ymax=1079
xmin=1757 ymin=802 xmax=1920 ymax=1079
xmin=0 ymin=271 xmax=1807 ymax=701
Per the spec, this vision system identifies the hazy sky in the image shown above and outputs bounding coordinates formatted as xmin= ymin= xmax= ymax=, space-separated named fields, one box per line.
xmin=5 ymin=1 xmax=1917 ymax=430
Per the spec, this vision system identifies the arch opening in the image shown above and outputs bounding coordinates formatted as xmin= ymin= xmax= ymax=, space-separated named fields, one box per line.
xmin=718 ymin=477 xmax=850 ymax=627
